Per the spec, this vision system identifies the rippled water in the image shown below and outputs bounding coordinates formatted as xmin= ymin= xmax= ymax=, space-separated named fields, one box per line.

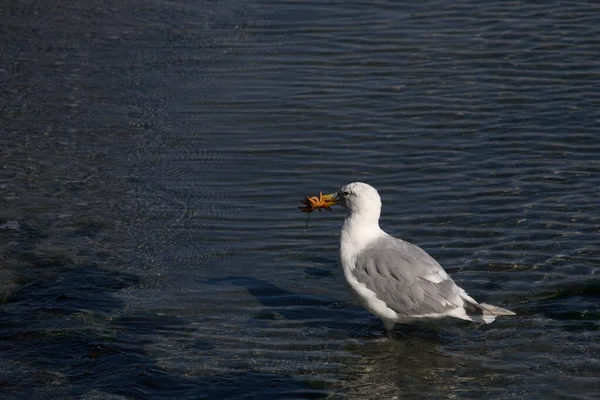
xmin=1 ymin=0 xmax=599 ymax=398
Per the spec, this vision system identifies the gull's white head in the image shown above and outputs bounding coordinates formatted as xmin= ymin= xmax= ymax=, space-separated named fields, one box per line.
xmin=336 ymin=182 xmax=382 ymax=221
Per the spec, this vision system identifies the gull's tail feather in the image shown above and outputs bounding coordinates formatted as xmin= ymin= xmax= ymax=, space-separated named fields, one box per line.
xmin=478 ymin=303 xmax=516 ymax=316
xmin=462 ymin=297 xmax=516 ymax=324
xmin=479 ymin=303 xmax=516 ymax=316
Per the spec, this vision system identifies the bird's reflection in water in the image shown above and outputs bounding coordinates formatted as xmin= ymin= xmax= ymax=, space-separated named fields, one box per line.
xmin=341 ymin=330 xmax=464 ymax=399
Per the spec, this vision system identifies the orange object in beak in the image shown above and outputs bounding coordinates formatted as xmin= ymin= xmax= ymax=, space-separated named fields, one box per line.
xmin=298 ymin=192 xmax=337 ymax=213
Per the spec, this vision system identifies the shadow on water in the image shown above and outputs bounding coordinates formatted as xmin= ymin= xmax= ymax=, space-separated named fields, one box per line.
xmin=203 ymin=276 xmax=378 ymax=336
xmin=207 ymin=276 xmax=331 ymax=309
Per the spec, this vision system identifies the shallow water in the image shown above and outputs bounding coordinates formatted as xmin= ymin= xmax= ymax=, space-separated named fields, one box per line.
xmin=1 ymin=0 xmax=599 ymax=399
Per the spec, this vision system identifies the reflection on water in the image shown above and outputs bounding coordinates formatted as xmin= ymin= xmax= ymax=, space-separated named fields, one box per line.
xmin=2 ymin=0 xmax=599 ymax=398
xmin=343 ymin=336 xmax=460 ymax=399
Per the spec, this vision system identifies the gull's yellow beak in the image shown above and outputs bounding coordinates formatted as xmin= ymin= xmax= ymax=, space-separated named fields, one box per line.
xmin=321 ymin=193 xmax=337 ymax=207
xmin=298 ymin=192 xmax=338 ymax=213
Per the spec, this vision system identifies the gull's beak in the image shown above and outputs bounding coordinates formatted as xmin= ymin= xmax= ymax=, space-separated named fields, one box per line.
xmin=322 ymin=193 xmax=338 ymax=207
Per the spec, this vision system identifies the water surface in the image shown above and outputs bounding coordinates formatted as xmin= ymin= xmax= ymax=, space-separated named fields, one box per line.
xmin=1 ymin=0 xmax=599 ymax=398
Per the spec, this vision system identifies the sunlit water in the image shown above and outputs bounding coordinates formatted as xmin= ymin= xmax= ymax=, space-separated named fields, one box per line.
xmin=1 ymin=0 xmax=599 ymax=399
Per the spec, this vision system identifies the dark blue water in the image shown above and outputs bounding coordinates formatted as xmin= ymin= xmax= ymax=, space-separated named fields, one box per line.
xmin=1 ymin=0 xmax=599 ymax=398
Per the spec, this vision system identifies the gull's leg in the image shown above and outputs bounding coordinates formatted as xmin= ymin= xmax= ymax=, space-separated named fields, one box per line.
xmin=382 ymin=319 xmax=396 ymax=334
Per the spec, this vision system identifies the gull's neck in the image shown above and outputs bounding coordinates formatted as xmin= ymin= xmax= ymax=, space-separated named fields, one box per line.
xmin=339 ymin=213 xmax=385 ymax=269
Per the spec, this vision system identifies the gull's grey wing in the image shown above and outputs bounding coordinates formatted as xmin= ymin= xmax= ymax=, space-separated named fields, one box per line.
xmin=352 ymin=236 xmax=464 ymax=317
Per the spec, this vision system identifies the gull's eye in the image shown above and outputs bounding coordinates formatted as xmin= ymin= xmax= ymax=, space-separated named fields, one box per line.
xmin=343 ymin=191 xmax=350 ymax=196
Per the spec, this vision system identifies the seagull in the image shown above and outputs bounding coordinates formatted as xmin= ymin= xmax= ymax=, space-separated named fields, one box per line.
xmin=319 ymin=182 xmax=515 ymax=331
